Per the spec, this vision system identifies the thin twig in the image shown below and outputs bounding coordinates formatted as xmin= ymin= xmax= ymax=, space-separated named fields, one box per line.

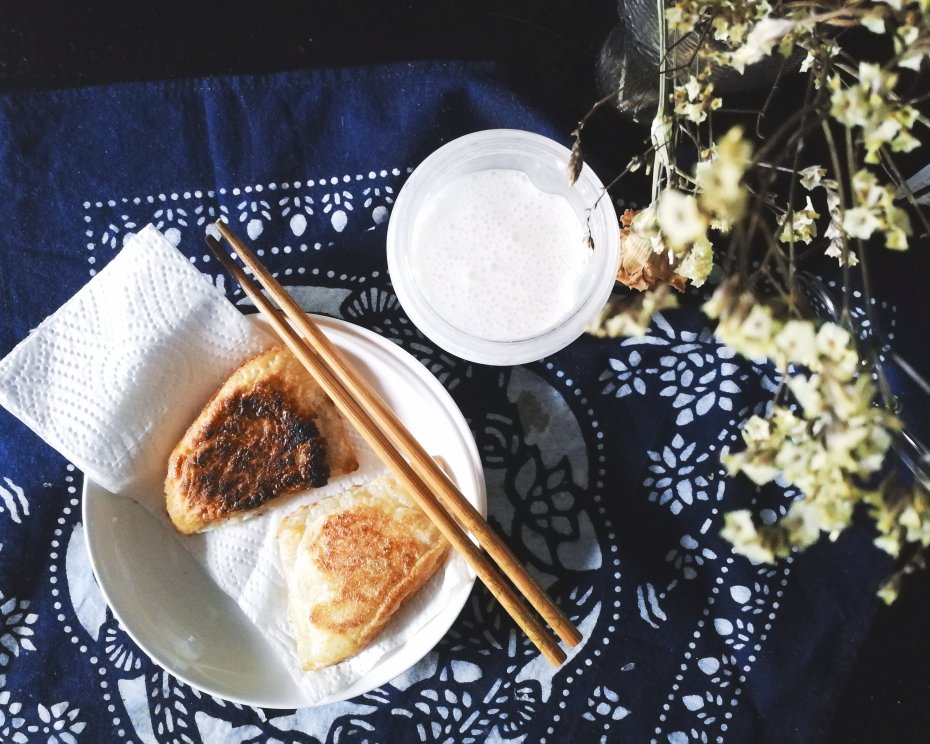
xmin=820 ymin=119 xmax=851 ymax=323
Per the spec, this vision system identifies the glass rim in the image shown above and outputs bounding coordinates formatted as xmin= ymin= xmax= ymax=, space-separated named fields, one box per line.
xmin=386 ymin=129 xmax=620 ymax=365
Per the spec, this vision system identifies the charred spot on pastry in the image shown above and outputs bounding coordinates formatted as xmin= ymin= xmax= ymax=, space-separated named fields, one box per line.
xmin=165 ymin=345 xmax=359 ymax=534
xmin=182 ymin=377 xmax=331 ymax=517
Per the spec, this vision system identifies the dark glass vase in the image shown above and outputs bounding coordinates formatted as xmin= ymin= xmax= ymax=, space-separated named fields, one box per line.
xmin=597 ymin=0 xmax=795 ymax=122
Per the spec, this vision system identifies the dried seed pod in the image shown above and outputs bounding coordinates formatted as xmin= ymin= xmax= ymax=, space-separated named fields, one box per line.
xmin=567 ymin=139 xmax=584 ymax=186
xmin=616 ymin=209 xmax=687 ymax=291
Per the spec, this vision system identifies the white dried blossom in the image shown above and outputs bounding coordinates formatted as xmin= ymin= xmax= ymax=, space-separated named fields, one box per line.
xmin=656 ymin=189 xmax=707 ymax=252
xmin=798 ymin=39 xmax=840 ymax=81
xmin=586 ymin=287 xmax=679 ymax=338
xmin=695 ymin=127 xmax=751 ymax=226
xmin=787 ymin=373 xmax=824 ymax=418
xmin=897 ymin=44 xmax=929 ymax=72
xmin=861 ymin=9 xmax=887 ymax=35
xmin=723 ymin=448 xmax=779 ymax=486
xmin=651 ymin=0 xmax=927 ymax=599
xmin=774 ymin=319 xmax=818 ymax=369
xmin=665 ymin=5 xmax=692 ymax=34
xmin=884 ymin=201 xmax=912 ymax=249
xmin=743 ymin=415 xmax=772 ymax=445
xmin=829 ymin=65 xmax=921 ymax=163
xmin=846 ymin=169 xmax=913 ymax=249
xmin=701 ymin=279 xmax=734 ymax=320
xmin=821 ymin=182 xmax=860 ymax=266
xmin=778 ymin=196 xmax=819 ymax=245
xmin=685 ymin=75 xmax=702 ymax=101
xmin=798 ymin=165 xmax=826 ymax=191
xmin=630 ymin=203 xmax=661 ymax=248
xmin=729 ymin=306 xmax=773 ymax=359
xmin=707 ymin=289 xmax=778 ymax=361
xmin=815 ymin=322 xmax=851 ymax=362
xmin=842 ymin=207 xmax=882 ymax=239
xmin=781 ymin=500 xmax=829 ymax=547
xmin=674 ymin=233 xmax=714 ymax=286
xmin=799 ymin=50 xmax=815 ymax=73
xmin=674 ymin=74 xmax=722 ymax=124
xmin=721 ymin=511 xmax=776 ymax=564
xmin=741 ymin=305 xmax=776 ymax=346
xmin=730 ymin=17 xmax=796 ymax=73
xmin=720 ymin=309 xmax=896 ymax=563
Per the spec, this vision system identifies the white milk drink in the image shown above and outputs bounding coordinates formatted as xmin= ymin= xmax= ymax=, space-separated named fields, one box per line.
xmin=411 ymin=169 xmax=590 ymax=342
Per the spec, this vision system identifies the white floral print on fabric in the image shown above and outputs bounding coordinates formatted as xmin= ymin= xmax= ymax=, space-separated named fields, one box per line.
xmin=81 ymin=169 xmax=411 ymax=277
xmin=65 ymin=177 xmax=819 ymax=743
xmin=657 ymin=339 xmax=742 ymax=426
xmin=68 ymin=193 xmax=623 ymax=741
xmin=589 ymin=307 xmax=813 ymax=744
xmin=667 ymin=534 xmax=718 ymax=581
xmin=643 ymin=434 xmax=724 ymax=515
xmin=0 ymin=690 xmax=28 ymax=743
xmin=601 ymin=351 xmax=651 ymax=398
xmin=25 ymin=702 xmax=86 ymax=744
xmin=0 ymin=478 xmax=28 ymax=527
xmin=653 ymin=558 xmax=795 ymax=744
xmin=598 ymin=313 xmax=779 ymax=423
xmin=0 ymin=594 xmax=37 ymax=665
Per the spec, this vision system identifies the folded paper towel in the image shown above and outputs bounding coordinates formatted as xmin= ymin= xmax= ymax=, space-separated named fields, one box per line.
xmin=0 ymin=224 xmax=274 ymax=497
xmin=0 ymin=225 xmax=471 ymax=704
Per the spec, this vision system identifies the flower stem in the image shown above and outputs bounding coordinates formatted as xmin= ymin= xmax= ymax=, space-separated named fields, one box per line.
xmin=651 ymin=0 xmax=670 ymax=203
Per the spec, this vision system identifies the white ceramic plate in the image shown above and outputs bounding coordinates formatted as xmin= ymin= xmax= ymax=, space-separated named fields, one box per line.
xmin=82 ymin=315 xmax=485 ymax=709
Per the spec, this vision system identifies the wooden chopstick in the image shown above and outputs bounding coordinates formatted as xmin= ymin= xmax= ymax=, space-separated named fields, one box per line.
xmin=211 ymin=220 xmax=582 ymax=650
xmin=212 ymin=220 xmax=581 ymax=649
xmin=206 ymin=232 xmax=566 ymax=665
xmin=207 ymin=221 xmax=581 ymax=664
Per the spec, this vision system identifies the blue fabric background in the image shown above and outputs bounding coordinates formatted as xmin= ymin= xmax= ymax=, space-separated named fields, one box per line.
xmin=0 ymin=61 xmax=899 ymax=743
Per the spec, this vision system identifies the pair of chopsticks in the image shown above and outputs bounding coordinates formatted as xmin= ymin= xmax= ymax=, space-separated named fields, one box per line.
xmin=206 ymin=220 xmax=581 ymax=665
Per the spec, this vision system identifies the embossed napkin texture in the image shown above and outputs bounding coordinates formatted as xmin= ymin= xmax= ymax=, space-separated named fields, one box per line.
xmin=0 ymin=223 xmax=274 ymax=496
xmin=0 ymin=224 xmax=471 ymax=703
xmin=186 ymin=440 xmax=473 ymax=704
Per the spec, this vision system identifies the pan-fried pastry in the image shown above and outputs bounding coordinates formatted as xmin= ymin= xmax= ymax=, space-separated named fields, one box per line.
xmin=277 ymin=473 xmax=449 ymax=670
xmin=165 ymin=345 xmax=358 ymax=534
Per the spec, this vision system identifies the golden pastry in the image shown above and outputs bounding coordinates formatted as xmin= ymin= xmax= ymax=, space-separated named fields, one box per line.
xmin=165 ymin=345 xmax=358 ymax=534
xmin=277 ymin=473 xmax=449 ymax=670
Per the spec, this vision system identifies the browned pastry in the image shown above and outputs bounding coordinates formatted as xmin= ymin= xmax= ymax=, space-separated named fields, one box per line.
xmin=277 ymin=473 xmax=449 ymax=670
xmin=165 ymin=345 xmax=358 ymax=534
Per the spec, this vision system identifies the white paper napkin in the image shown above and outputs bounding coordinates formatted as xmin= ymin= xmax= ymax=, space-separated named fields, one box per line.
xmin=0 ymin=224 xmax=471 ymax=704
xmin=183 ymin=439 xmax=472 ymax=703
xmin=0 ymin=224 xmax=274 ymax=496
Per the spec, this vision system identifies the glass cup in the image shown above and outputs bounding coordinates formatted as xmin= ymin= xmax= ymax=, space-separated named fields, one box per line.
xmin=386 ymin=129 xmax=620 ymax=365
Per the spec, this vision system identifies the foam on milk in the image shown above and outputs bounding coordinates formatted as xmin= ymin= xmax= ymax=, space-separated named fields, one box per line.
xmin=411 ymin=169 xmax=590 ymax=342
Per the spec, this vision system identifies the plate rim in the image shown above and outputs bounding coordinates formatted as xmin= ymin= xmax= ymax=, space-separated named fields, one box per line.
xmin=82 ymin=313 xmax=486 ymax=708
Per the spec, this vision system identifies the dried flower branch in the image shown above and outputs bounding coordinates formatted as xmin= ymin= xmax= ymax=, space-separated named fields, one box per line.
xmin=583 ymin=0 xmax=930 ymax=598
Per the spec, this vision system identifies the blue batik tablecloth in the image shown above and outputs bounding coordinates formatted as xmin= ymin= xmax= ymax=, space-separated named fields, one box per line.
xmin=0 ymin=61 xmax=900 ymax=743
